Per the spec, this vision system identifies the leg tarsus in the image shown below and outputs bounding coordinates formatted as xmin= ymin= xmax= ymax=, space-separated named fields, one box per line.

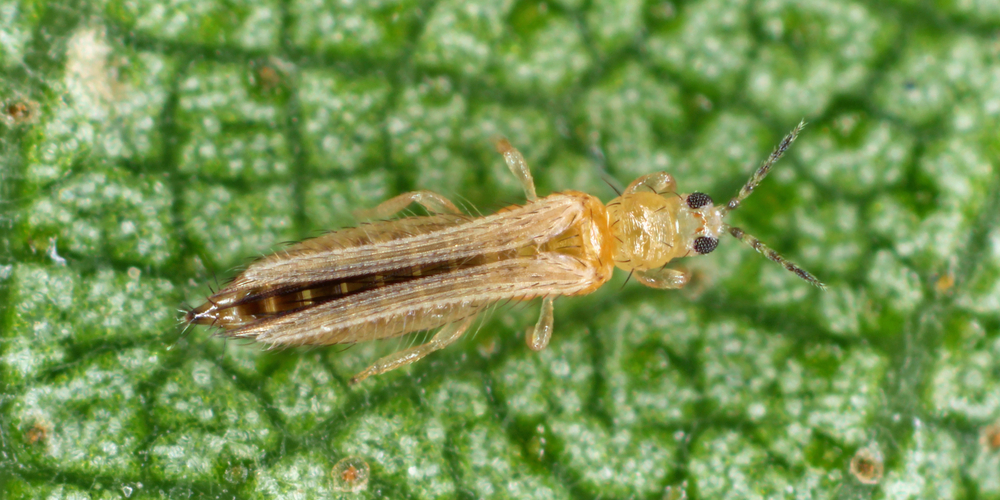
xmin=526 ymin=297 xmax=554 ymax=351
xmin=350 ymin=315 xmax=477 ymax=384
xmin=493 ymin=137 xmax=538 ymax=202
xmin=635 ymin=267 xmax=688 ymax=289
xmin=353 ymin=190 xmax=461 ymax=221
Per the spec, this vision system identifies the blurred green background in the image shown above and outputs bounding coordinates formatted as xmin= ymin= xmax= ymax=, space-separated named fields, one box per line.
xmin=2 ymin=0 xmax=999 ymax=498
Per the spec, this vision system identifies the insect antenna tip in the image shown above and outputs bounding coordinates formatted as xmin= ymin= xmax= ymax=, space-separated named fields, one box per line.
xmin=728 ymin=226 xmax=824 ymax=288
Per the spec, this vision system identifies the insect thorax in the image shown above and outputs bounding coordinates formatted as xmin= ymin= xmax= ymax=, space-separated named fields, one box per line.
xmin=606 ymin=191 xmax=686 ymax=271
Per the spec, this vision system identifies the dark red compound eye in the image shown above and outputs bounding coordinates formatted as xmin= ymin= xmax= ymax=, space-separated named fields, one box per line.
xmin=687 ymin=192 xmax=713 ymax=209
xmin=693 ymin=236 xmax=718 ymax=254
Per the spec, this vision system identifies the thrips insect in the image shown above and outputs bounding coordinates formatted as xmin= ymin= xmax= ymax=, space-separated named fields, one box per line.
xmin=185 ymin=122 xmax=824 ymax=383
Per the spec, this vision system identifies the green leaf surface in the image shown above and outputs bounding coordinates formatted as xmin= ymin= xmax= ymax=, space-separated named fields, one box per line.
xmin=2 ymin=1 xmax=999 ymax=498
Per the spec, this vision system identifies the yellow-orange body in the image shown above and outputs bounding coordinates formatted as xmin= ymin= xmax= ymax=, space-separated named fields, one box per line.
xmin=187 ymin=127 xmax=822 ymax=383
xmin=187 ymin=187 xmax=705 ymax=335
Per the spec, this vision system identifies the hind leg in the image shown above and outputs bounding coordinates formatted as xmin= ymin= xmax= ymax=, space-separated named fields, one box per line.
xmin=353 ymin=190 xmax=461 ymax=221
xmin=350 ymin=315 xmax=477 ymax=384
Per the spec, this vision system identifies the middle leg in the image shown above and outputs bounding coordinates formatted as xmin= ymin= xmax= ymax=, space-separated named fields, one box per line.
xmin=353 ymin=190 xmax=462 ymax=221
xmin=493 ymin=137 xmax=538 ymax=202
xmin=526 ymin=296 xmax=555 ymax=351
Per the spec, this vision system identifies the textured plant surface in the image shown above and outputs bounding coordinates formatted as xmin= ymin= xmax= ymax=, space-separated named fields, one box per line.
xmin=2 ymin=0 xmax=1000 ymax=498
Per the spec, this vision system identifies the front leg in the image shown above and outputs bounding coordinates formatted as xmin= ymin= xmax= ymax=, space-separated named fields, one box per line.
xmin=635 ymin=267 xmax=688 ymax=289
xmin=353 ymin=190 xmax=462 ymax=221
xmin=623 ymin=172 xmax=677 ymax=196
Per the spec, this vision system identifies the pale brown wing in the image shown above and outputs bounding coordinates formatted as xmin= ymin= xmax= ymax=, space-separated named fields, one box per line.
xmin=228 ymin=252 xmax=604 ymax=346
xmin=226 ymin=194 xmax=586 ymax=291
xmin=278 ymin=213 xmax=471 ymax=256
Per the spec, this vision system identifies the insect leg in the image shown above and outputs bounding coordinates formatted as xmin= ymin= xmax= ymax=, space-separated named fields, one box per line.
xmin=526 ymin=296 xmax=555 ymax=351
xmin=623 ymin=172 xmax=677 ymax=196
xmin=635 ymin=267 xmax=689 ymax=289
xmin=353 ymin=190 xmax=462 ymax=221
xmin=493 ymin=137 xmax=538 ymax=202
xmin=349 ymin=315 xmax=478 ymax=384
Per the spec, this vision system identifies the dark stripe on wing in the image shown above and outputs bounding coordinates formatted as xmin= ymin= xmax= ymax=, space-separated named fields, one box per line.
xmin=220 ymin=251 xmax=515 ymax=322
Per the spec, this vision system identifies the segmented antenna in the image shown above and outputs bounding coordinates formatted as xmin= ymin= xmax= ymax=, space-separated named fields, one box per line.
xmin=721 ymin=121 xmax=825 ymax=289
xmin=729 ymin=227 xmax=825 ymax=289
xmin=720 ymin=120 xmax=805 ymax=217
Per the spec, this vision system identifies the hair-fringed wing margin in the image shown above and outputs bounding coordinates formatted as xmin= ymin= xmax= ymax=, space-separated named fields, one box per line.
xmin=226 ymin=194 xmax=588 ymax=291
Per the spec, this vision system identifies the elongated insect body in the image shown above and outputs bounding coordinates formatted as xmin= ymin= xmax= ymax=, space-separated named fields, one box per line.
xmin=186 ymin=123 xmax=823 ymax=383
